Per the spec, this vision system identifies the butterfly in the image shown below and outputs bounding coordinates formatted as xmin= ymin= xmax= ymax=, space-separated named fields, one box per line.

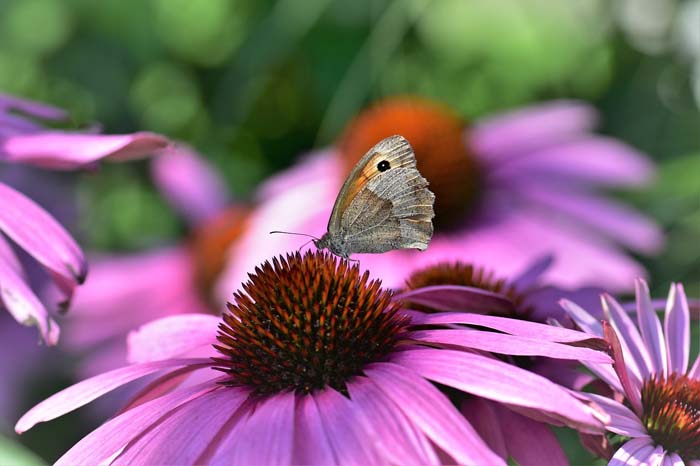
xmin=311 ymin=135 xmax=435 ymax=259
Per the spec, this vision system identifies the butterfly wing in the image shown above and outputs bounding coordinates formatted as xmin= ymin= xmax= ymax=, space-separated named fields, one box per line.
xmin=327 ymin=135 xmax=435 ymax=255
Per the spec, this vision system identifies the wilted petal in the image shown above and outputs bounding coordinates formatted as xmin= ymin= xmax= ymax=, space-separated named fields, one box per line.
xmin=16 ymin=358 xmax=211 ymax=433
xmin=635 ymin=279 xmax=667 ymax=376
xmin=664 ymin=283 xmax=690 ymax=374
xmin=151 ymin=147 xmax=230 ymax=225
xmin=366 ymin=362 xmax=506 ymax=465
xmin=393 ymin=348 xmax=606 ymax=432
xmin=0 ymin=181 xmax=86 ymax=289
xmin=127 ymin=314 xmax=220 ymax=363
xmin=1 ymin=132 xmax=169 ymax=170
xmin=0 ymin=234 xmax=59 ymax=344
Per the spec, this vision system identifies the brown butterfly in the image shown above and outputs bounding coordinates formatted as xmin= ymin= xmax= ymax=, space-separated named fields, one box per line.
xmin=310 ymin=135 xmax=435 ymax=259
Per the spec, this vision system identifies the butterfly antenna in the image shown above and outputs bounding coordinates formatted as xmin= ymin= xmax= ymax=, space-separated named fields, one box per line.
xmin=269 ymin=230 xmax=320 ymax=241
xmin=297 ymin=238 xmax=315 ymax=252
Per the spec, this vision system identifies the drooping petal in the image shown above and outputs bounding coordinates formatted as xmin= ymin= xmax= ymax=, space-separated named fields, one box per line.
xmin=635 ymin=279 xmax=668 ymax=376
xmin=460 ymin=398 xmax=508 ymax=460
xmin=0 ymin=234 xmax=59 ymax=344
xmin=603 ymin=321 xmax=643 ymax=415
xmin=1 ymin=132 xmax=169 ymax=170
xmin=366 ymin=362 xmax=506 ymax=465
xmin=497 ymin=405 xmax=568 ymax=466
xmin=410 ymin=329 xmax=611 ymax=363
xmin=127 ymin=314 xmax=220 ymax=363
xmin=115 ymin=387 xmax=250 ymax=466
xmin=55 ymin=381 xmax=220 ymax=466
xmin=150 ymin=147 xmax=230 ymax=225
xmin=609 ymin=438 xmax=656 ymax=466
xmin=664 ymin=283 xmax=690 ymax=374
xmin=393 ymin=348 xmax=607 ymax=432
xmin=603 ymin=293 xmax=653 ymax=383
xmin=580 ymin=393 xmax=648 ymax=437
xmin=0 ymin=182 xmax=86 ymax=289
xmin=215 ymin=392 xmax=294 ymax=466
xmin=16 ymin=358 xmax=212 ymax=433
xmin=472 ymin=100 xmax=597 ymax=159
xmin=394 ymin=285 xmax=514 ymax=314
xmin=347 ymin=376 xmax=440 ymax=465
xmin=292 ymin=394 xmax=337 ymax=466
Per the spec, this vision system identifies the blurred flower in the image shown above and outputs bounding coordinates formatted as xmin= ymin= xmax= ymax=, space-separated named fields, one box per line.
xmin=61 ymin=146 xmax=247 ymax=374
xmin=0 ymin=94 xmax=169 ymax=344
xmin=18 ymin=251 xmax=610 ymax=465
xmin=562 ymin=279 xmax=700 ymax=464
xmin=219 ymin=97 xmax=663 ymax=298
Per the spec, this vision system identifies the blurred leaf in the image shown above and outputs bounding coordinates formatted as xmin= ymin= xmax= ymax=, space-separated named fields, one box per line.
xmin=0 ymin=435 xmax=45 ymax=466
xmin=2 ymin=0 xmax=72 ymax=57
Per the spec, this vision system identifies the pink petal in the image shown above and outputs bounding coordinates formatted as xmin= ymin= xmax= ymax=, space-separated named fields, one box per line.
xmin=292 ymin=394 xmax=336 ymax=466
xmin=312 ymin=388 xmax=384 ymax=465
xmin=635 ymin=279 xmax=667 ymax=376
xmin=366 ymin=362 xmax=506 ymax=465
xmin=347 ymin=376 xmax=440 ymax=465
xmin=0 ymin=234 xmax=59 ymax=344
xmin=411 ymin=328 xmax=611 ymax=363
xmin=510 ymin=255 xmax=553 ymax=292
xmin=212 ymin=392 xmax=294 ymax=466
xmin=603 ymin=293 xmax=653 ymax=382
xmin=609 ymin=438 xmax=655 ymax=466
xmin=412 ymin=312 xmax=601 ymax=343
xmin=394 ymin=285 xmax=515 ymax=314
xmin=115 ymin=386 xmax=250 ymax=466
xmin=16 ymin=358 xmax=212 ymax=433
xmin=56 ymin=381 xmax=220 ymax=466
xmin=0 ymin=181 xmax=85 ymax=288
xmin=151 ymin=147 xmax=230 ymax=225
xmin=1 ymin=132 xmax=169 ymax=170
xmin=128 ymin=314 xmax=220 ymax=363
xmin=580 ymin=393 xmax=647 ymax=437
xmin=393 ymin=348 xmax=607 ymax=432
xmin=497 ymin=406 xmax=568 ymax=466
xmin=664 ymin=283 xmax=690 ymax=374
xmin=603 ymin=321 xmax=643 ymax=415
xmin=472 ymin=100 xmax=597 ymax=159
xmin=460 ymin=398 xmax=508 ymax=460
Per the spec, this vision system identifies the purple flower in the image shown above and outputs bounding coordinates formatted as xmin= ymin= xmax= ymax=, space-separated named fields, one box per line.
xmin=217 ymin=97 xmax=662 ymax=299
xmin=18 ymin=251 xmax=610 ymax=465
xmin=0 ymin=94 xmax=169 ymax=344
xmin=561 ymin=279 xmax=700 ymax=465
xmin=61 ymin=146 xmax=246 ymax=373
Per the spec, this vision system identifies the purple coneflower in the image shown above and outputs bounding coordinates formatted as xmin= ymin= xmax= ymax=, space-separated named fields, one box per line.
xmin=18 ymin=251 xmax=610 ymax=465
xmin=561 ymin=279 xmax=700 ymax=465
xmin=0 ymin=94 xmax=168 ymax=344
xmin=218 ymin=97 xmax=662 ymax=298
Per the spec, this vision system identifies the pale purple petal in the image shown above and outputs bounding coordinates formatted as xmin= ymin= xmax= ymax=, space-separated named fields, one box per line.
xmin=394 ymin=285 xmax=514 ymax=314
xmin=491 ymin=137 xmax=655 ymax=187
xmin=411 ymin=328 xmax=611 ymax=363
xmin=664 ymin=283 xmax=690 ymax=374
xmin=604 ymin=321 xmax=643 ymax=415
xmin=689 ymin=354 xmax=700 ymax=379
xmin=471 ymin=100 xmax=597 ymax=159
xmin=559 ymin=299 xmax=604 ymax=335
xmin=292 ymin=395 xmax=336 ymax=466
xmin=580 ymin=393 xmax=648 ymax=437
xmin=55 ymin=381 xmax=220 ymax=466
xmin=609 ymin=438 xmax=656 ymax=466
xmin=366 ymin=362 xmax=506 ymax=465
xmin=16 ymin=358 xmax=212 ymax=433
xmin=648 ymin=447 xmax=667 ymax=466
xmin=0 ymin=234 xmax=59 ymax=344
xmin=603 ymin=293 xmax=653 ymax=382
xmin=460 ymin=398 xmax=507 ymax=460
xmin=115 ymin=387 xmax=250 ymax=466
xmin=1 ymin=132 xmax=169 ymax=170
xmin=510 ymin=255 xmax=554 ymax=293
xmin=312 ymin=388 xmax=383 ymax=465
xmin=497 ymin=406 xmax=568 ymax=466
xmin=215 ymin=392 xmax=294 ymax=466
xmin=412 ymin=312 xmax=602 ymax=343
xmin=635 ymin=279 xmax=667 ymax=376
xmin=127 ymin=314 xmax=220 ymax=363
xmin=151 ymin=147 xmax=230 ymax=225
xmin=347 ymin=376 xmax=440 ymax=465
xmin=512 ymin=185 xmax=663 ymax=254
xmin=0 ymin=94 xmax=67 ymax=121
xmin=392 ymin=348 xmax=607 ymax=432
xmin=0 ymin=181 xmax=85 ymax=288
